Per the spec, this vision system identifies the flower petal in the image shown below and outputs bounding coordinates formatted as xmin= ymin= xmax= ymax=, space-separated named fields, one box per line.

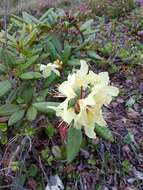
xmin=79 ymin=60 xmax=89 ymax=75
xmin=59 ymin=81 xmax=76 ymax=98
xmin=94 ymin=110 xmax=107 ymax=127
xmin=53 ymin=69 xmax=60 ymax=76
xmin=104 ymin=86 xmax=119 ymax=106
xmin=40 ymin=64 xmax=46 ymax=71
xmin=87 ymin=71 xmax=98 ymax=84
xmin=81 ymin=93 xmax=95 ymax=106
xmin=62 ymin=108 xmax=76 ymax=124
xmin=98 ymin=72 xmax=109 ymax=85
xmin=56 ymin=99 xmax=76 ymax=124
xmin=107 ymin=86 xmax=119 ymax=96
xmin=43 ymin=66 xmax=52 ymax=78
xmin=84 ymin=126 xmax=96 ymax=139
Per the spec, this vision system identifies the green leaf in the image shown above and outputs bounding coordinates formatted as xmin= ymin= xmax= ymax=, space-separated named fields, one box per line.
xmin=68 ymin=98 xmax=77 ymax=109
xmin=20 ymin=83 xmax=33 ymax=104
xmin=21 ymin=55 xmax=39 ymax=70
xmin=22 ymin=12 xmax=32 ymax=24
xmin=24 ymin=127 xmax=36 ymax=137
xmin=11 ymin=161 xmax=20 ymax=172
xmin=67 ymin=127 xmax=82 ymax=163
xmin=28 ymin=164 xmax=38 ymax=177
xmin=11 ymin=175 xmax=26 ymax=190
xmin=67 ymin=59 xmax=81 ymax=66
xmin=44 ymin=123 xmax=57 ymax=138
xmin=23 ymin=30 xmax=37 ymax=46
xmin=47 ymin=41 xmax=60 ymax=61
xmin=39 ymin=9 xmax=53 ymax=21
xmin=26 ymin=106 xmax=37 ymax=122
xmin=41 ymin=148 xmax=50 ymax=159
xmin=0 ymin=123 xmax=7 ymax=132
xmin=0 ymin=104 xmax=20 ymax=116
xmin=11 ymin=14 xmax=23 ymax=27
xmin=51 ymin=35 xmax=62 ymax=53
xmin=8 ymin=110 xmax=25 ymax=126
xmin=7 ymin=89 xmax=17 ymax=103
xmin=20 ymin=72 xmax=42 ymax=80
xmin=36 ymin=89 xmax=49 ymax=102
xmin=0 ymin=64 xmax=7 ymax=73
xmin=61 ymin=44 xmax=71 ymax=64
xmin=32 ymin=102 xmax=59 ymax=114
xmin=123 ymin=132 xmax=136 ymax=145
xmin=87 ymin=51 xmax=103 ymax=60
xmin=94 ymin=124 xmax=114 ymax=143
xmin=0 ymin=135 xmax=8 ymax=145
xmin=80 ymin=19 xmax=95 ymax=35
xmin=125 ymin=97 xmax=135 ymax=108
xmin=0 ymin=80 xmax=12 ymax=98
xmin=80 ymin=19 xmax=93 ymax=31
xmin=122 ymin=159 xmax=132 ymax=173
xmin=0 ymin=49 xmax=16 ymax=67
xmin=43 ymin=73 xmax=59 ymax=88
xmin=11 ymin=18 xmax=22 ymax=27
xmin=22 ymin=12 xmax=38 ymax=24
xmin=76 ymin=38 xmax=91 ymax=50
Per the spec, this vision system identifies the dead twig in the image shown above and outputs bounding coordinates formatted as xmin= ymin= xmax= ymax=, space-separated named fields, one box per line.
xmin=6 ymin=145 xmax=21 ymax=175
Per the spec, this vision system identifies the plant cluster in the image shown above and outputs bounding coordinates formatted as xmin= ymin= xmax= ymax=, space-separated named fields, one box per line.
xmin=0 ymin=9 xmax=119 ymax=168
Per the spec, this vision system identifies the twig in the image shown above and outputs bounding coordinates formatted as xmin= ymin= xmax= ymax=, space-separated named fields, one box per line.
xmin=27 ymin=135 xmax=32 ymax=152
xmin=74 ymin=23 xmax=85 ymax=43
xmin=6 ymin=145 xmax=21 ymax=175
xmin=38 ymin=155 xmax=49 ymax=181
xmin=0 ymin=137 xmax=17 ymax=167
xmin=38 ymin=155 xmax=51 ymax=189
xmin=0 ymin=184 xmax=13 ymax=189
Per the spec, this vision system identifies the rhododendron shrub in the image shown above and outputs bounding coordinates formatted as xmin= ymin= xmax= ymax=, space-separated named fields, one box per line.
xmin=0 ymin=9 xmax=119 ymax=162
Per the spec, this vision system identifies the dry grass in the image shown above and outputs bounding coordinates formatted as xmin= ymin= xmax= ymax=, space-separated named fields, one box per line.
xmin=84 ymin=0 xmax=135 ymax=18
xmin=0 ymin=0 xmax=136 ymax=19
xmin=0 ymin=0 xmax=82 ymax=17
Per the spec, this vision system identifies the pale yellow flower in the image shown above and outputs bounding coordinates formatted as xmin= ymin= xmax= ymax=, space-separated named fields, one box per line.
xmin=58 ymin=60 xmax=90 ymax=98
xmin=88 ymin=71 xmax=119 ymax=108
xmin=40 ymin=59 xmax=63 ymax=78
xmin=49 ymin=60 xmax=119 ymax=138
xmin=53 ymin=59 xmax=63 ymax=68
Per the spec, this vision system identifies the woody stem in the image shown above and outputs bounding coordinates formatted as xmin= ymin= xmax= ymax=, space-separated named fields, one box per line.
xmin=80 ymin=86 xmax=83 ymax=99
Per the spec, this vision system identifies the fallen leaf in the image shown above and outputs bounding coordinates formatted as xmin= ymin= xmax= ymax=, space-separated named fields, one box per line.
xmin=45 ymin=175 xmax=64 ymax=190
xmin=133 ymin=167 xmax=143 ymax=180
xmin=124 ymin=186 xmax=138 ymax=190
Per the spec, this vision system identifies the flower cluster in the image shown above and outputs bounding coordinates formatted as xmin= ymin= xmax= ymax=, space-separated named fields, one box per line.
xmin=50 ymin=60 xmax=119 ymax=139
